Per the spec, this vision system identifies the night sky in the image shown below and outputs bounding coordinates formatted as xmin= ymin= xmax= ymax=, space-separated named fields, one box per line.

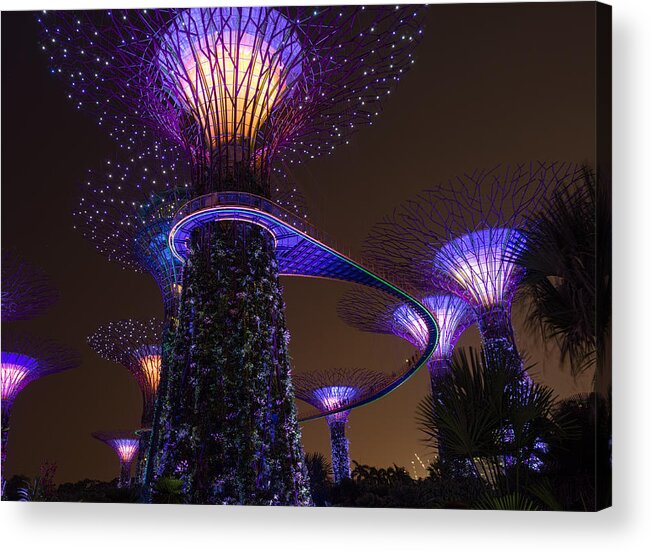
xmin=2 ymin=3 xmax=597 ymax=485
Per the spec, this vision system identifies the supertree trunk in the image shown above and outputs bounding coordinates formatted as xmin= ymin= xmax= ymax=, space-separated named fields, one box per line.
xmin=1 ymin=406 xmax=9 ymax=478
xmin=427 ymin=360 xmax=456 ymax=467
xmin=427 ymin=358 xmax=451 ymax=399
xmin=153 ymin=221 xmax=311 ymax=505
xmin=477 ymin=307 xmax=523 ymax=374
xmin=135 ymin=429 xmax=151 ymax=485
xmin=142 ymin=318 xmax=176 ymax=500
xmin=327 ymin=416 xmax=351 ymax=484
xmin=119 ymin=460 xmax=132 ymax=488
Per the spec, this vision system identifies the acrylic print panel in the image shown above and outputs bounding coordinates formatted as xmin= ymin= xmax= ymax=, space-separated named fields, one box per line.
xmin=0 ymin=2 xmax=611 ymax=510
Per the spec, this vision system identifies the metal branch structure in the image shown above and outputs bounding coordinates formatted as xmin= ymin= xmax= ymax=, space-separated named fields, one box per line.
xmin=41 ymin=6 xmax=426 ymax=505
xmin=338 ymin=287 xmax=474 ymax=392
xmin=364 ymin=162 xmax=584 ymax=373
xmin=73 ymin=157 xmax=191 ymax=317
xmin=293 ymin=368 xmax=393 ymax=483
xmin=92 ymin=430 xmax=140 ymax=487
xmin=41 ymin=6 xmax=423 ymax=187
xmin=1 ymin=329 xmax=79 ymax=470
xmin=1 ymin=252 xmax=58 ymax=322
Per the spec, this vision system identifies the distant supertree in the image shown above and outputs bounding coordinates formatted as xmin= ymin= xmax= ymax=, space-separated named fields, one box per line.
xmin=338 ymin=288 xmax=474 ymax=393
xmin=1 ymin=252 xmax=58 ymax=322
xmin=364 ymin=163 xmax=583 ymax=373
xmin=1 ymin=329 xmax=79 ymax=470
xmin=293 ymin=368 xmax=392 ymax=483
xmin=87 ymin=318 xmax=164 ymax=482
xmin=41 ymin=6 xmax=424 ymax=504
xmin=92 ymin=431 xmax=140 ymax=487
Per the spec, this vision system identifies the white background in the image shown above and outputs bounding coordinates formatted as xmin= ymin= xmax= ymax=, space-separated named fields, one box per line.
xmin=1 ymin=0 xmax=649 ymax=549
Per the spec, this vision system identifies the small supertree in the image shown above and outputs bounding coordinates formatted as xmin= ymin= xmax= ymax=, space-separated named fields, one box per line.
xmin=1 ymin=329 xmax=79 ymax=471
xmin=364 ymin=162 xmax=583 ymax=373
xmin=87 ymin=318 xmax=163 ymax=482
xmin=1 ymin=252 xmax=58 ymax=322
xmin=338 ymin=287 xmax=474 ymax=394
xmin=293 ymin=368 xmax=392 ymax=484
xmin=92 ymin=431 xmax=140 ymax=488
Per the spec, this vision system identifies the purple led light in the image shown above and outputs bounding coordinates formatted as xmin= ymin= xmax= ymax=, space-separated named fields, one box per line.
xmin=434 ymin=228 xmax=526 ymax=310
xmin=422 ymin=295 xmax=475 ymax=359
xmin=108 ymin=438 xmax=140 ymax=463
xmin=1 ymin=352 xmax=37 ymax=402
xmin=312 ymin=385 xmax=359 ymax=413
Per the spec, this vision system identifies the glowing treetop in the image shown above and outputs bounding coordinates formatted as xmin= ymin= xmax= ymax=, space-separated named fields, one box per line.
xmin=1 ymin=252 xmax=58 ymax=322
xmin=1 ymin=329 xmax=79 ymax=412
xmin=363 ymin=163 xmax=583 ymax=369
xmin=92 ymin=430 xmax=140 ymax=487
xmin=294 ymin=368 xmax=393 ymax=421
xmin=41 ymin=6 xmax=424 ymax=187
xmin=2 ymin=329 xmax=79 ymax=467
xmin=293 ymin=367 xmax=392 ymax=483
xmin=87 ymin=318 xmax=164 ymax=426
xmin=338 ymin=287 xmax=474 ymax=381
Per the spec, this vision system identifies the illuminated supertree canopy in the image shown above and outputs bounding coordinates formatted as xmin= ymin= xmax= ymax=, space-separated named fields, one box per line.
xmin=1 ymin=328 xmax=79 ymax=469
xmin=41 ymin=6 xmax=424 ymax=188
xmin=87 ymin=318 xmax=164 ymax=426
xmin=1 ymin=252 xmax=58 ymax=322
xmin=364 ymin=162 xmax=583 ymax=372
xmin=293 ymin=368 xmax=393 ymax=483
xmin=92 ymin=430 xmax=140 ymax=487
xmin=338 ymin=287 xmax=474 ymax=390
xmin=41 ymin=6 xmax=425 ymax=505
xmin=72 ymin=157 xmax=191 ymax=316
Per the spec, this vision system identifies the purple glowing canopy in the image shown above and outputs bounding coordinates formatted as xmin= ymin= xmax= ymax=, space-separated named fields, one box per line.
xmin=433 ymin=228 xmax=526 ymax=311
xmin=293 ymin=368 xmax=393 ymax=421
xmin=339 ymin=287 xmax=474 ymax=361
xmin=40 ymin=6 xmax=424 ymax=179
xmin=1 ymin=330 xmax=79 ymax=410
xmin=93 ymin=431 xmax=140 ymax=464
xmin=363 ymin=162 xmax=584 ymax=316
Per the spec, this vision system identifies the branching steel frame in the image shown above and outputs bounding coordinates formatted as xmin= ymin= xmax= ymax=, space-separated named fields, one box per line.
xmin=169 ymin=192 xmax=439 ymax=422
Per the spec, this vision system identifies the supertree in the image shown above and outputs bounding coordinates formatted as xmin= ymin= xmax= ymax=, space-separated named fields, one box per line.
xmin=1 ymin=329 xmax=79 ymax=471
xmin=293 ymin=368 xmax=392 ymax=484
xmin=364 ymin=162 xmax=583 ymax=374
xmin=1 ymin=252 xmax=58 ymax=322
xmin=87 ymin=318 xmax=164 ymax=482
xmin=338 ymin=287 xmax=474 ymax=394
xmin=92 ymin=430 xmax=140 ymax=488
xmin=41 ymin=6 xmax=425 ymax=504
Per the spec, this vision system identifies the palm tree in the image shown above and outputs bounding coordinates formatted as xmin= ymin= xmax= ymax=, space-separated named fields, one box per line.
xmin=416 ymin=347 xmax=572 ymax=508
xmin=304 ymin=452 xmax=332 ymax=506
xmin=514 ymin=166 xmax=611 ymax=381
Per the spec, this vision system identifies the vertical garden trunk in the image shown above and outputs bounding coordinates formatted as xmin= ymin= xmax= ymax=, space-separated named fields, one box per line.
xmin=152 ymin=220 xmax=311 ymax=505
xmin=1 ymin=407 xmax=9 ymax=477
xmin=135 ymin=429 xmax=151 ymax=485
xmin=477 ymin=307 xmax=523 ymax=374
xmin=327 ymin=415 xmax=351 ymax=484
xmin=119 ymin=461 xmax=131 ymax=488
